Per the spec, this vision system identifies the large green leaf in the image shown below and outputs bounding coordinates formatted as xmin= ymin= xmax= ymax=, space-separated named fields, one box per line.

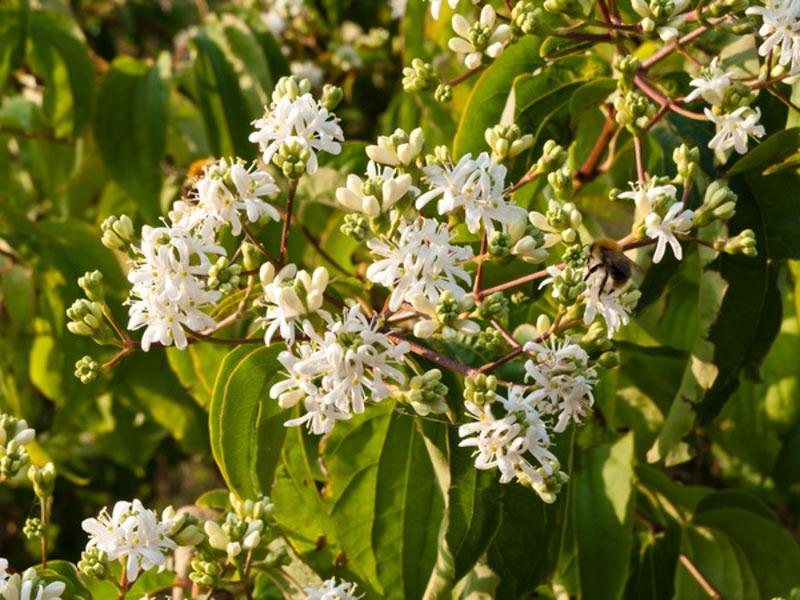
xmin=573 ymin=432 xmax=636 ymax=600
xmin=93 ymin=56 xmax=169 ymax=220
xmin=191 ymin=28 xmax=257 ymax=160
xmin=27 ymin=11 xmax=94 ymax=138
xmin=209 ymin=344 xmax=287 ymax=499
xmin=0 ymin=1 xmax=28 ymax=92
xmin=452 ymin=36 xmax=542 ymax=158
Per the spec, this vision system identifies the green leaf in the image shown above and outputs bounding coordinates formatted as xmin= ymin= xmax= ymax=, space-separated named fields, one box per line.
xmin=166 ymin=343 xmax=228 ymax=408
xmin=26 ymin=11 xmax=94 ymax=137
xmin=573 ymin=432 xmax=636 ymax=600
xmin=37 ymin=560 xmax=91 ymax=600
xmin=191 ymin=28 xmax=257 ymax=160
xmin=0 ymin=2 xmax=28 ymax=92
xmin=677 ymin=508 xmax=800 ymax=599
xmin=209 ymin=344 xmax=287 ymax=499
xmin=445 ymin=435 xmax=503 ymax=582
xmin=452 ymin=36 xmax=542 ymax=158
xmin=93 ymin=56 xmax=169 ymax=221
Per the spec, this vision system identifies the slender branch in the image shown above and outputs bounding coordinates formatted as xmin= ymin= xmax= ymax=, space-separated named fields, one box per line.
xmin=640 ymin=25 xmax=709 ymax=70
xmin=634 ymin=74 xmax=707 ymax=121
xmin=679 ymin=554 xmax=724 ymax=599
xmin=300 ymin=223 xmax=359 ymax=278
xmin=447 ymin=65 xmax=484 ymax=87
xmin=40 ymin=499 xmax=48 ymax=569
xmin=0 ymin=125 xmax=74 ymax=145
xmin=243 ymin=224 xmax=274 ymax=261
xmin=477 ymin=265 xmax=558 ymax=298
xmin=634 ymin=135 xmax=646 ymax=183
xmin=474 ymin=234 xmax=488 ymax=296
xmin=510 ymin=169 xmax=539 ymax=193
xmin=576 ymin=110 xmax=617 ymax=183
xmin=279 ymin=180 xmax=297 ymax=266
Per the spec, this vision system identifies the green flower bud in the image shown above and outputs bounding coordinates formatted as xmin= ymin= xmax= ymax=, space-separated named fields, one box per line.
xmin=581 ymin=320 xmax=611 ymax=351
xmin=402 ymin=58 xmax=438 ymax=93
xmin=464 ymin=373 xmax=497 ymax=406
xmin=100 ymin=215 xmax=135 ymax=251
xmin=613 ymin=55 xmax=639 ymax=92
xmin=488 ymin=231 xmax=512 ymax=258
xmin=485 ymin=124 xmax=533 ymax=162
xmin=435 ymin=290 xmax=462 ymax=325
xmin=208 ymin=257 xmax=243 ymax=294
xmin=341 ymin=213 xmax=369 ymax=241
xmin=552 ymin=266 xmax=586 ymax=303
xmin=536 ymin=140 xmax=567 ymax=175
xmin=66 ymin=299 xmax=114 ymax=344
xmin=694 ymin=180 xmax=738 ymax=226
xmin=425 ymin=145 xmax=452 ymax=167
xmin=189 ymin=556 xmax=222 ymax=588
xmin=547 ymin=167 xmax=573 ymax=200
xmin=543 ymin=0 xmax=583 ymax=18
xmin=241 ymin=241 xmax=260 ymax=272
xmin=272 ymin=138 xmax=312 ymax=179
xmin=75 ymin=355 xmax=100 ymax=384
xmin=0 ymin=439 xmax=30 ymax=480
xmin=475 ymin=327 xmax=509 ymax=354
xmin=477 ymin=292 xmax=510 ymax=321
xmin=401 ymin=369 xmax=449 ymax=416
xmin=321 ymin=84 xmax=344 ymax=111
xmin=614 ymin=90 xmax=655 ymax=133
xmin=78 ymin=270 xmax=105 ymax=302
xmin=673 ymin=144 xmax=700 ymax=184
xmin=23 ymin=517 xmax=43 ymax=540
xmin=562 ymin=243 xmax=588 ymax=269
xmin=28 ymin=462 xmax=56 ymax=499
xmin=79 ymin=547 xmax=109 ymax=580
xmin=597 ymin=350 xmax=620 ymax=369
xmin=272 ymin=75 xmax=311 ymax=102
xmin=723 ymin=229 xmax=757 ymax=256
xmin=434 ymin=83 xmax=453 ymax=103
xmin=512 ymin=1 xmax=546 ymax=35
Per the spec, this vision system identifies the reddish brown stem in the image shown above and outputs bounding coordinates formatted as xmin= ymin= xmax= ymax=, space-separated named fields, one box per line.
xmin=576 ymin=111 xmax=617 ymax=182
xmin=279 ymin=180 xmax=297 ymax=266
xmin=679 ymin=554 xmax=723 ymax=599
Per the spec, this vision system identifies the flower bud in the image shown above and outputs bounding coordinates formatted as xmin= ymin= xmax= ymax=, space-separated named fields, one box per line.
xmin=723 ymin=229 xmax=757 ymax=256
xmin=78 ymin=270 xmax=105 ymax=302
xmin=477 ymin=292 xmax=510 ymax=321
xmin=536 ymin=313 xmax=551 ymax=335
xmin=321 ymin=84 xmax=344 ymax=111
xmin=694 ymin=180 xmax=738 ymax=226
xmin=673 ymin=143 xmax=700 ymax=184
xmin=23 ymin=517 xmax=44 ymax=540
xmin=272 ymin=75 xmax=311 ymax=103
xmin=464 ymin=373 xmax=497 ymax=405
xmin=242 ymin=241 xmax=260 ymax=272
xmin=66 ymin=299 xmax=114 ymax=343
xmin=512 ymin=1 xmax=547 ymax=35
xmin=79 ymin=547 xmax=109 ymax=580
xmin=435 ymin=83 xmax=453 ymax=103
xmin=402 ymin=58 xmax=438 ymax=93
xmin=28 ymin=462 xmax=56 ymax=499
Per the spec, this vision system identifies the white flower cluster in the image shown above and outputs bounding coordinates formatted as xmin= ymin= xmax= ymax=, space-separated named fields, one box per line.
xmin=618 ymin=179 xmax=693 ymax=263
xmin=270 ymin=306 xmax=409 ymax=434
xmin=336 ymin=160 xmax=417 ymax=217
xmin=259 ymin=263 xmax=330 ymax=346
xmin=459 ymin=387 xmax=561 ymax=502
xmin=0 ymin=561 xmax=65 ymax=600
xmin=82 ymin=499 xmax=176 ymax=581
xmin=748 ymin=0 xmax=800 ymax=76
xmin=418 ymin=152 xmax=525 ymax=235
xmin=249 ymin=91 xmax=343 ymax=175
xmin=366 ymin=218 xmax=473 ymax=311
xmin=448 ymin=5 xmax=512 ymax=69
xmin=127 ymin=159 xmax=279 ymax=351
xmin=304 ymin=577 xmax=362 ymax=600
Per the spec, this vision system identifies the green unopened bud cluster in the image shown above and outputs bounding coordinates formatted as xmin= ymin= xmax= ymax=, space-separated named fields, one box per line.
xmin=464 ymin=374 xmax=497 ymax=406
xmin=66 ymin=299 xmax=114 ymax=344
xmin=673 ymin=144 xmax=700 ymax=184
xmin=721 ymin=229 xmax=757 ymax=256
xmin=562 ymin=244 xmax=588 ymax=269
xmin=78 ymin=270 xmax=105 ymax=302
xmin=75 ymin=356 xmax=100 ymax=384
xmin=485 ymin=124 xmax=533 ymax=162
xmin=512 ymin=1 xmax=547 ymax=35
xmin=694 ymin=180 xmax=737 ymax=226
xmin=581 ymin=320 xmax=613 ymax=352
xmin=613 ymin=55 xmax=639 ymax=92
xmin=477 ymin=292 xmax=510 ymax=321
xmin=273 ymin=138 xmax=312 ymax=179
xmin=535 ymin=140 xmax=567 ymax=176
xmin=552 ymin=266 xmax=586 ymax=303
xmin=162 ymin=506 xmax=205 ymax=546
xmin=400 ymin=369 xmax=449 ymax=416
xmin=543 ymin=0 xmax=583 ymax=18
xmin=522 ymin=466 xmax=569 ymax=504
xmin=100 ymin=215 xmax=135 ymax=251
xmin=23 ymin=517 xmax=43 ymax=540
xmin=189 ymin=555 xmax=223 ymax=588
xmin=28 ymin=462 xmax=56 ymax=499
xmin=0 ymin=413 xmax=35 ymax=481
xmin=435 ymin=83 xmax=453 ymax=103
xmin=403 ymin=58 xmax=438 ymax=93
xmin=614 ymin=90 xmax=655 ymax=133
xmin=272 ymin=75 xmax=311 ymax=103
xmin=341 ymin=213 xmax=369 ymax=241
xmin=715 ymin=82 xmax=756 ymax=114
xmin=204 ymin=494 xmax=276 ymax=562
xmin=476 ymin=327 xmax=509 ymax=354
xmin=321 ymin=84 xmax=344 ymax=111
xmin=507 ymin=217 xmax=548 ymax=263
xmin=78 ymin=548 xmax=109 ymax=580
xmin=425 ymin=145 xmax=451 ymax=168
xmin=545 ymin=199 xmax=583 ymax=243
xmin=208 ymin=257 xmax=243 ymax=293
xmin=547 ymin=167 xmax=573 ymax=201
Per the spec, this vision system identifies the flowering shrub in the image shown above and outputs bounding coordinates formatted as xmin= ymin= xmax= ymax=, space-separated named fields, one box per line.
xmin=3 ymin=0 xmax=800 ymax=598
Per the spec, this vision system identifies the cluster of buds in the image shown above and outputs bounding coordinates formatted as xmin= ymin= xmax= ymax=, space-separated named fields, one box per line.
xmin=366 ymin=127 xmax=424 ymax=168
xmin=341 ymin=213 xmax=370 ymax=241
xmin=694 ymin=180 xmax=738 ymax=227
xmin=614 ymin=90 xmax=656 ymax=132
xmin=475 ymin=327 xmax=510 ymax=354
xmin=0 ymin=413 xmax=35 ymax=480
xmin=506 ymin=218 xmax=549 ymax=263
xmin=535 ymin=140 xmax=567 ymax=176
xmin=532 ymin=199 xmax=583 ymax=247
xmin=464 ymin=374 xmax=498 ymax=406
xmin=335 ymin=164 xmax=415 ymax=219
xmin=477 ymin=292 xmax=510 ymax=322
xmin=410 ymin=291 xmax=479 ymax=340
xmin=78 ymin=547 xmax=109 ymax=580
xmin=398 ymin=369 xmax=449 ymax=417
xmin=259 ymin=264 xmax=329 ymax=345
xmin=66 ymin=297 xmax=114 ymax=345
xmin=162 ymin=507 xmax=205 ymax=547
xmin=28 ymin=462 xmax=56 ymax=501
xmin=402 ymin=58 xmax=438 ymax=93
xmin=630 ymin=0 xmax=690 ymax=40
xmin=208 ymin=258 xmax=243 ymax=294
xmin=721 ymin=229 xmax=757 ymax=256
xmin=673 ymin=144 xmax=700 ymax=185
xmin=100 ymin=214 xmax=135 ymax=252
xmin=485 ymin=124 xmax=534 ymax=163
xmin=613 ymin=55 xmax=639 ymax=93
xmin=203 ymin=495 xmax=276 ymax=564
xmin=23 ymin=517 xmax=43 ymax=540
xmin=512 ymin=1 xmax=546 ymax=35
xmin=74 ymin=356 xmax=100 ymax=384
xmin=272 ymin=138 xmax=313 ymax=179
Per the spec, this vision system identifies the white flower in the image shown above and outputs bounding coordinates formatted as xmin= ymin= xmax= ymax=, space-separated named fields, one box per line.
xmin=617 ymin=180 xmax=678 ymax=214
xmin=408 ymin=293 xmax=480 ymax=340
xmin=390 ymin=0 xmax=407 ymax=19
xmin=1 ymin=568 xmax=65 ymax=600
xmin=684 ymin=58 xmax=735 ymax=106
xmin=366 ymin=218 xmax=473 ymax=311
xmin=426 ymin=0 xmax=461 ymax=19
xmin=0 ymin=558 xmax=8 ymax=595
xmin=258 ymin=263 xmax=330 ymax=345
xmin=336 ymin=161 xmax=417 ymax=217
xmin=366 ymin=127 xmax=424 ymax=167
xmin=417 ymin=152 xmax=525 ymax=235
xmin=448 ymin=5 xmax=512 ymax=69
xmin=126 ymin=223 xmax=224 ymax=351
xmin=0 ymin=419 xmax=35 ymax=447
xmin=261 ymin=0 xmax=304 ymax=36
xmin=82 ymin=499 xmax=176 ymax=582
xmin=249 ymin=93 xmax=344 ymax=175
xmin=172 ymin=159 xmax=280 ymax=237
xmin=645 ymin=202 xmax=694 ymax=263
xmin=748 ymin=0 xmax=800 ymax=75
xmin=270 ymin=306 xmax=409 ymax=434
xmin=705 ymin=106 xmax=766 ymax=156
xmin=631 ymin=0 xmax=691 ymax=40
xmin=523 ymin=338 xmax=597 ymax=433
xmin=582 ymin=271 xmax=632 ymax=336
xmin=304 ymin=577 xmax=362 ymax=600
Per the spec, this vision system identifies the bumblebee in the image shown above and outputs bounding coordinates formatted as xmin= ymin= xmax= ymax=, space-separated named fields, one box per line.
xmin=586 ymin=238 xmax=638 ymax=293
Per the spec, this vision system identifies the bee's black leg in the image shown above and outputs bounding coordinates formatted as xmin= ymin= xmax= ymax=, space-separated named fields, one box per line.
xmin=584 ymin=263 xmax=602 ymax=281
